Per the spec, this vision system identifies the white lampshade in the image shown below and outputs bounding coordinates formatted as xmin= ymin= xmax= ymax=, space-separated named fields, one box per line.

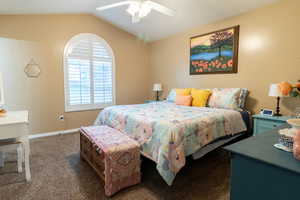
xmin=153 ymin=83 xmax=162 ymax=92
xmin=269 ymin=84 xmax=282 ymax=97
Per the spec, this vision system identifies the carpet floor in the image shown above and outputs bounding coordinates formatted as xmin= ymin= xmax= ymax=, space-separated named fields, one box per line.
xmin=0 ymin=133 xmax=230 ymax=200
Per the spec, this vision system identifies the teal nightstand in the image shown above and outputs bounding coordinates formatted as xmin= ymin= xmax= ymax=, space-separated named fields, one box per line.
xmin=253 ymin=114 xmax=292 ymax=135
xmin=144 ymin=100 xmax=161 ymax=103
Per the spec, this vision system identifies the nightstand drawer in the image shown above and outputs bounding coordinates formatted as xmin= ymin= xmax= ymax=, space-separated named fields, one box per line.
xmin=258 ymin=120 xmax=285 ymax=129
xmin=253 ymin=114 xmax=293 ymax=135
xmin=254 ymin=119 xmax=286 ymax=135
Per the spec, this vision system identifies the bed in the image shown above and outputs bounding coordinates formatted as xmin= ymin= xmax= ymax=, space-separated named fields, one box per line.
xmin=95 ymin=101 xmax=249 ymax=185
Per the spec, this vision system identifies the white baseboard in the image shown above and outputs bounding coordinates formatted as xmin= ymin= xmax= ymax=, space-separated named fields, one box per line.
xmin=29 ymin=128 xmax=80 ymax=139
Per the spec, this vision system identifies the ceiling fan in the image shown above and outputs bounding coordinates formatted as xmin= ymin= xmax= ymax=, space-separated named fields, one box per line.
xmin=96 ymin=0 xmax=175 ymax=23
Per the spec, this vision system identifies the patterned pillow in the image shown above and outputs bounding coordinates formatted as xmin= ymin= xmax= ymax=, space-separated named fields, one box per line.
xmin=208 ymin=88 xmax=242 ymax=110
xmin=238 ymin=88 xmax=249 ymax=110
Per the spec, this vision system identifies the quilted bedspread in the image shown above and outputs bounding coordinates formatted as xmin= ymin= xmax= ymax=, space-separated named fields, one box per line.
xmin=95 ymin=102 xmax=247 ymax=185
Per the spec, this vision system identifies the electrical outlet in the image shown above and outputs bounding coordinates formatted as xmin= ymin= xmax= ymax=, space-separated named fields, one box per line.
xmin=58 ymin=115 xmax=64 ymax=121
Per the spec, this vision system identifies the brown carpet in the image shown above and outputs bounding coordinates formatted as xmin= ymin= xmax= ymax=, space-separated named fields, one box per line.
xmin=0 ymin=133 xmax=230 ymax=200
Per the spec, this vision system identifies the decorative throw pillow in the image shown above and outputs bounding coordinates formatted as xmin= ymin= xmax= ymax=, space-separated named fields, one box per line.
xmin=191 ymin=89 xmax=211 ymax=107
xmin=175 ymin=88 xmax=192 ymax=96
xmin=167 ymin=88 xmax=192 ymax=102
xmin=238 ymin=88 xmax=249 ymax=110
xmin=166 ymin=89 xmax=176 ymax=102
xmin=175 ymin=95 xmax=192 ymax=106
xmin=208 ymin=88 xmax=242 ymax=110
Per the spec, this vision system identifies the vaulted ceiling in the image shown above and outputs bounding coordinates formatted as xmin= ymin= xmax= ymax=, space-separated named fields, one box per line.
xmin=0 ymin=0 xmax=279 ymax=41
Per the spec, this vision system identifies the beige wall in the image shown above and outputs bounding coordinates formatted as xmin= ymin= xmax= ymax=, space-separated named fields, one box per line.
xmin=1 ymin=0 xmax=299 ymax=134
xmin=150 ymin=0 xmax=300 ymax=115
xmin=0 ymin=14 xmax=151 ymax=134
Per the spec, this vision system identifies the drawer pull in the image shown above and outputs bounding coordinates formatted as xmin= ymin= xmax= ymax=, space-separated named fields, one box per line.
xmin=273 ymin=125 xmax=277 ymax=127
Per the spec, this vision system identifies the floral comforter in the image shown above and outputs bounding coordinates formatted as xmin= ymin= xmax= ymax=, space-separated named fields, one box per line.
xmin=95 ymin=102 xmax=247 ymax=185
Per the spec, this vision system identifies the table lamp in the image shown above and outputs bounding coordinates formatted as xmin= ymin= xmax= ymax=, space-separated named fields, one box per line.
xmin=268 ymin=83 xmax=283 ymax=116
xmin=153 ymin=83 xmax=162 ymax=101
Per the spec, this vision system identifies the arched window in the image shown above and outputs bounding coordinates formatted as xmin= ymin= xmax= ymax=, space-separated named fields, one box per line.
xmin=64 ymin=33 xmax=115 ymax=112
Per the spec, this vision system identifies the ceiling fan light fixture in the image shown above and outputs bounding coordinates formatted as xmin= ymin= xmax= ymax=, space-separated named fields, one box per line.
xmin=96 ymin=0 xmax=175 ymax=24
xmin=126 ymin=3 xmax=140 ymax=16
xmin=132 ymin=14 xmax=141 ymax=23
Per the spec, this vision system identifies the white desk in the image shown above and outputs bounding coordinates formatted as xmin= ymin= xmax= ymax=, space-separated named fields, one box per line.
xmin=0 ymin=110 xmax=31 ymax=181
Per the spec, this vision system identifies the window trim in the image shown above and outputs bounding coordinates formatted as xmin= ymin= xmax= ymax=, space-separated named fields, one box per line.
xmin=63 ymin=33 xmax=116 ymax=112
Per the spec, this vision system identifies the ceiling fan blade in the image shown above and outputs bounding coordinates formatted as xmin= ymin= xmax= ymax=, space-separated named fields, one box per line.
xmin=96 ymin=1 xmax=137 ymax=11
xmin=139 ymin=3 xmax=152 ymax=18
xmin=145 ymin=1 xmax=175 ymax=16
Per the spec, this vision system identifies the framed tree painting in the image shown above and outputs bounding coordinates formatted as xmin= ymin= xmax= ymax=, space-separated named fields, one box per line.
xmin=190 ymin=25 xmax=239 ymax=75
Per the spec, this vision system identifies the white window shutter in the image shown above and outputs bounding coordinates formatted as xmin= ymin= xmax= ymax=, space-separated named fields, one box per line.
xmin=64 ymin=34 xmax=115 ymax=112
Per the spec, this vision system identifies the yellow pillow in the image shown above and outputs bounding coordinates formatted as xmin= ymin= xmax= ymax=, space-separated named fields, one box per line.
xmin=175 ymin=88 xmax=192 ymax=96
xmin=191 ymin=89 xmax=211 ymax=107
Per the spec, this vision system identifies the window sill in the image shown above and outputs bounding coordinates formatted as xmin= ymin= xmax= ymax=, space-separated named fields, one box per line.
xmin=65 ymin=104 xmax=115 ymax=113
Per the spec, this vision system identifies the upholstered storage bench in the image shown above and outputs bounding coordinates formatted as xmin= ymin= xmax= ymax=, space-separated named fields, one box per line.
xmin=80 ymin=125 xmax=141 ymax=196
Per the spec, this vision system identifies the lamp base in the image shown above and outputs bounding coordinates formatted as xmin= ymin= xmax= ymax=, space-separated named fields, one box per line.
xmin=155 ymin=91 xmax=159 ymax=101
xmin=274 ymin=97 xmax=282 ymax=117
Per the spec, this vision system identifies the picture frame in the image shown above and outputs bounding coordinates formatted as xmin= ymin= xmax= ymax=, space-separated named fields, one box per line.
xmin=190 ymin=25 xmax=240 ymax=75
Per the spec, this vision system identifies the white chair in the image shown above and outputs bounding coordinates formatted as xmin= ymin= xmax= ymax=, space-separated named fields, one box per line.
xmin=0 ymin=141 xmax=23 ymax=173
xmin=0 ymin=111 xmax=31 ymax=181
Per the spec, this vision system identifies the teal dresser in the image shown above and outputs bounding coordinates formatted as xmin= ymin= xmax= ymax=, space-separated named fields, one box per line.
xmin=253 ymin=114 xmax=292 ymax=135
xmin=224 ymin=125 xmax=300 ymax=200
